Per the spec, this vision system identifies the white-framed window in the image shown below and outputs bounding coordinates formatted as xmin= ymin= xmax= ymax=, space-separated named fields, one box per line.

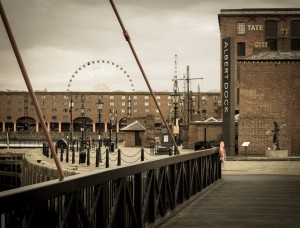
xmin=237 ymin=22 xmax=246 ymax=35
xmin=144 ymin=102 xmax=149 ymax=106
xmin=121 ymin=109 xmax=126 ymax=113
xmin=144 ymin=96 xmax=149 ymax=99
xmin=63 ymin=95 xmax=69 ymax=99
xmin=133 ymin=96 xmax=138 ymax=99
xmin=121 ymin=102 xmax=126 ymax=106
xmin=110 ymin=102 xmax=115 ymax=106
xmin=121 ymin=96 xmax=126 ymax=100
xmin=110 ymin=96 xmax=114 ymax=99
xmin=156 ymin=96 xmax=161 ymax=99
xmin=145 ymin=109 xmax=150 ymax=113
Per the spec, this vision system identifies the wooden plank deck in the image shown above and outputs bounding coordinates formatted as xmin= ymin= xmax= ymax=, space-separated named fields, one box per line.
xmin=159 ymin=174 xmax=300 ymax=228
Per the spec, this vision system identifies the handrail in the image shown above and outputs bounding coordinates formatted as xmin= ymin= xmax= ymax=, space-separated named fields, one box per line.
xmin=0 ymin=148 xmax=221 ymax=227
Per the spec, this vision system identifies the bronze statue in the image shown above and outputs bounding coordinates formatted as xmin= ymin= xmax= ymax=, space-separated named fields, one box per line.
xmin=272 ymin=121 xmax=280 ymax=150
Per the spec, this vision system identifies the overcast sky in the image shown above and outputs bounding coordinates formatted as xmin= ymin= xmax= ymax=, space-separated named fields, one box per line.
xmin=0 ymin=0 xmax=299 ymax=93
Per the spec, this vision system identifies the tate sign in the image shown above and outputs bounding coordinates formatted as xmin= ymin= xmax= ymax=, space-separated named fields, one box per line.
xmin=247 ymin=24 xmax=263 ymax=31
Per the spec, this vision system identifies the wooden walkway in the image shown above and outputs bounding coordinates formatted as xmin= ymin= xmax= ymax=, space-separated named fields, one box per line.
xmin=160 ymin=174 xmax=300 ymax=228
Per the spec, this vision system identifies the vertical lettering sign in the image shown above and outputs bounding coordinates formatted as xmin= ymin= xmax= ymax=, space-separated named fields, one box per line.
xmin=222 ymin=37 xmax=235 ymax=156
xmin=223 ymin=37 xmax=231 ymax=117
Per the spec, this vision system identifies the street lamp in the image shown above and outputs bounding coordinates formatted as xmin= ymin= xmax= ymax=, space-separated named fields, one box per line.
xmin=96 ymin=97 xmax=104 ymax=166
xmin=172 ymin=92 xmax=180 ymax=123
xmin=171 ymin=91 xmax=180 ymax=144
xmin=69 ymin=93 xmax=74 ymax=163
xmin=127 ymin=95 xmax=131 ymax=116
xmin=80 ymin=96 xmax=85 ymax=151
xmin=109 ymin=109 xmax=114 ymax=151
xmin=115 ymin=110 xmax=118 ymax=149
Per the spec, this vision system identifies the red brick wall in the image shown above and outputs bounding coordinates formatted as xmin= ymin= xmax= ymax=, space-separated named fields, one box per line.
xmin=238 ymin=60 xmax=300 ymax=155
xmin=186 ymin=122 xmax=223 ymax=149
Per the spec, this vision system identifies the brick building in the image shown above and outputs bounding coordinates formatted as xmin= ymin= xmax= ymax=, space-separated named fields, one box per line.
xmin=219 ymin=8 xmax=300 ymax=155
xmin=0 ymin=90 xmax=221 ymax=144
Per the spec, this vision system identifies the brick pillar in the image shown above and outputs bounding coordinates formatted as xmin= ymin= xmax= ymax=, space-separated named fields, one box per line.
xmin=13 ymin=122 xmax=17 ymax=132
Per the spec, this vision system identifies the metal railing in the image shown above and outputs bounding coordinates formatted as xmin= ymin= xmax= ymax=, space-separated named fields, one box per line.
xmin=44 ymin=144 xmax=161 ymax=168
xmin=0 ymin=148 xmax=221 ymax=227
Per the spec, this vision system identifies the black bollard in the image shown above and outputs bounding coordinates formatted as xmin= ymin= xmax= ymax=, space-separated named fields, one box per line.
xmin=72 ymin=147 xmax=75 ymax=164
xmin=117 ymin=149 xmax=121 ymax=166
xmin=60 ymin=147 xmax=64 ymax=161
xmin=169 ymin=147 xmax=172 ymax=156
xmin=79 ymin=151 xmax=86 ymax=164
xmin=141 ymin=148 xmax=144 ymax=161
xmin=66 ymin=147 xmax=69 ymax=163
xmin=44 ymin=143 xmax=48 ymax=157
xmin=87 ymin=147 xmax=90 ymax=166
xmin=96 ymin=148 xmax=99 ymax=167
xmin=106 ymin=148 xmax=109 ymax=168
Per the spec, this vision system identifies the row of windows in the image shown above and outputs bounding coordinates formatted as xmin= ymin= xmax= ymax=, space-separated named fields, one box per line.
xmin=4 ymin=94 xmax=218 ymax=101
xmin=237 ymin=38 xmax=300 ymax=55
xmin=5 ymin=95 xmax=163 ymax=100
xmin=236 ymin=20 xmax=300 ymax=52
xmin=4 ymin=108 xmax=178 ymax=117
xmin=3 ymin=101 xmax=214 ymax=109
xmin=3 ymin=97 xmax=218 ymax=107
xmin=236 ymin=20 xmax=300 ymax=36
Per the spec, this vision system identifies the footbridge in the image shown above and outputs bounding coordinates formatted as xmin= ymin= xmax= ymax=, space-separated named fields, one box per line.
xmin=0 ymin=148 xmax=221 ymax=227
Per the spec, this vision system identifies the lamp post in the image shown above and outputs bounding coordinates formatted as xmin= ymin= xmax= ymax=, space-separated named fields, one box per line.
xmin=96 ymin=97 xmax=104 ymax=166
xmin=115 ymin=110 xmax=118 ymax=149
xmin=80 ymin=96 xmax=85 ymax=151
xmin=127 ymin=95 xmax=131 ymax=116
xmin=109 ymin=109 xmax=114 ymax=151
xmin=171 ymin=92 xmax=180 ymax=144
xmin=69 ymin=93 xmax=74 ymax=163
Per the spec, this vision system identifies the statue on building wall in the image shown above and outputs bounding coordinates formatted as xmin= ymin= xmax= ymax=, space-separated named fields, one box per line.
xmin=272 ymin=121 xmax=280 ymax=150
xmin=266 ymin=121 xmax=286 ymax=150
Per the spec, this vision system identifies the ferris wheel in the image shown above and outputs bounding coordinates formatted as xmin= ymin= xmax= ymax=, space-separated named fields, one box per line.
xmin=67 ymin=59 xmax=135 ymax=92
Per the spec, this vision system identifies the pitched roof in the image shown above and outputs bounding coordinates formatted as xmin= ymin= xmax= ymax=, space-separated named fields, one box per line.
xmin=121 ymin=120 xmax=146 ymax=131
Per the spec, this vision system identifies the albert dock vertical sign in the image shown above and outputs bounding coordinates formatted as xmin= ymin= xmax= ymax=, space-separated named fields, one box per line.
xmin=222 ymin=37 xmax=235 ymax=156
